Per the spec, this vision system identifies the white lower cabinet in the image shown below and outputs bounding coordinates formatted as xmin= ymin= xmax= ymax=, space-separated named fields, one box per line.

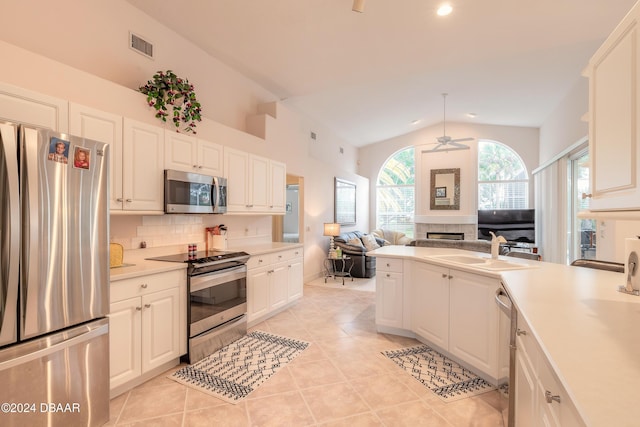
xmin=449 ymin=270 xmax=500 ymax=377
xmin=378 ymin=258 xmax=503 ymax=382
xmin=109 ymin=270 xmax=186 ymax=393
xmin=247 ymin=247 xmax=303 ymax=324
xmin=375 ymin=257 xmax=404 ymax=329
xmin=410 ymin=262 xmax=449 ymax=350
xmin=516 ymin=313 xmax=584 ymax=427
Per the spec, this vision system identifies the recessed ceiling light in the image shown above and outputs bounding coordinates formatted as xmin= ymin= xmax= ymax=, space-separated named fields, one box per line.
xmin=437 ymin=4 xmax=453 ymax=16
xmin=467 ymin=113 xmax=477 ymax=118
xmin=411 ymin=119 xmax=422 ymax=125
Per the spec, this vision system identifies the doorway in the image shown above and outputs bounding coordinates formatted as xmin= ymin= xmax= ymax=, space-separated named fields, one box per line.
xmin=272 ymin=174 xmax=304 ymax=243
xmin=568 ymin=148 xmax=595 ymax=262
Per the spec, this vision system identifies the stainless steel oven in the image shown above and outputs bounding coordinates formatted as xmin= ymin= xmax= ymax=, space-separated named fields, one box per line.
xmin=187 ymin=261 xmax=247 ymax=363
xmin=147 ymin=250 xmax=249 ymax=363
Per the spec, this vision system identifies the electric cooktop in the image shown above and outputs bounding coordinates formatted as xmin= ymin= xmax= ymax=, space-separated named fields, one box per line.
xmin=147 ymin=250 xmax=249 ymax=264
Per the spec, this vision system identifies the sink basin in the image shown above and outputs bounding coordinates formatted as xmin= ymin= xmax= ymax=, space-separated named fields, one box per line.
xmin=431 ymin=254 xmax=489 ymax=264
xmin=428 ymin=254 xmax=533 ymax=271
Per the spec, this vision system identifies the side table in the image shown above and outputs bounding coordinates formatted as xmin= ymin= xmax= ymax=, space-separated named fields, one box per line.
xmin=323 ymin=256 xmax=354 ymax=285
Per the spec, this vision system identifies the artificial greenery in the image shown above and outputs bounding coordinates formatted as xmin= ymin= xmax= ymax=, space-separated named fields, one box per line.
xmin=139 ymin=70 xmax=202 ymax=133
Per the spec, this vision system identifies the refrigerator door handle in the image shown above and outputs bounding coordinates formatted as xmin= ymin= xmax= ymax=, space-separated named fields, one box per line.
xmin=0 ymin=122 xmax=20 ymax=346
xmin=0 ymin=320 xmax=108 ymax=371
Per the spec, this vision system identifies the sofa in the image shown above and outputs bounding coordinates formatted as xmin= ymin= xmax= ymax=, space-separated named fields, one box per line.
xmin=333 ymin=231 xmax=385 ymax=278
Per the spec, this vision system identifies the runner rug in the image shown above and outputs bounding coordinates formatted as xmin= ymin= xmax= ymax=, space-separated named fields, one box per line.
xmin=382 ymin=344 xmax=496 ymax=402
xmin=170 ymin=331 xmax=310 ymax=404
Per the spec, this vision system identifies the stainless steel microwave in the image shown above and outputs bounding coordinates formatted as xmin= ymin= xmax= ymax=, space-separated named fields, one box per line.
xmin=164 ymin=169 xmax=227 ymax=214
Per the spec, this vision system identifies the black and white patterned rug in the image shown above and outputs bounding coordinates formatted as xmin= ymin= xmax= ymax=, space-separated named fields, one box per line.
xmin=170 ymin=331 xmax=309 ymax=404
xmin=382 ymin=344 xmax=496 ymax=402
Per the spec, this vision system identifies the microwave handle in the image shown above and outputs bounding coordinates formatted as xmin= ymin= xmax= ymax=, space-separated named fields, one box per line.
xmin=211 ymin=178 xmax=219 ymax=209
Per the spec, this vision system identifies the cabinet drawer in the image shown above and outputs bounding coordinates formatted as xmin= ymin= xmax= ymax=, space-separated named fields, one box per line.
xmin=247 ymin=254 xmax=273 ymax=270
xmin=283 ymin=248 xmax=303 ymax=260
xmin=377 ymin=257 xmax=403 ymax=273
xmin=111 ymin=269 xmax=184 ymax=303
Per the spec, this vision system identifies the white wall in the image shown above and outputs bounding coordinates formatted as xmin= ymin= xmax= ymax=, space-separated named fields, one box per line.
xmin=538 ymin=77 xmax=589 ymax=166
xmin=358 ymin=122 xmax=539 ymax=233
xmin=0 ymin=2 xmax=369 ymax=282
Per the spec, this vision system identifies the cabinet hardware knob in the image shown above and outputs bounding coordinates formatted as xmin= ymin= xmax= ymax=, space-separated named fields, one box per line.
xmin=125 ymin=199 xmax=132 ymax=203
xmin=198 ymin=165 xmax=203 ymax=169
xmin=581 ymin=192 xmax=592 ymax=199
xmin=141 ymin=284 xmax=148 ymax=289
xmin=136 ymin=306 xmax=142 ymax=311
xmin=116 ymin=197 xmax=123 ymax=202
xmin=386 ymin=263 xmax=391 ymax=267
xmin=516 ymin=329 xmax=527 ymax=336
xmin=193 ymin=165 xmax=198 ymax=168
xmin=448 ymin=275 xmax=453 ymax=279
xmin=442 ymin=273 xmax=448 ymax=278
xmin=386 ymin=273 xmax=391 ymax=277
xmin=545 ymin=390 xmax=561 ymax=404
xmin=144 ymin=304 xmax=151 ymax=309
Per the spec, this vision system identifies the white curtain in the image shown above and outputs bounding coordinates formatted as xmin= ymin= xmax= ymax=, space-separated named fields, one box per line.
xmin=534 ymin=160 xmax=568 ymax=264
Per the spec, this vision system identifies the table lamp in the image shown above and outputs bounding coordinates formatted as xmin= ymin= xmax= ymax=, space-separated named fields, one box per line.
xmin=323 ymin=223 xmax=341 ymax=258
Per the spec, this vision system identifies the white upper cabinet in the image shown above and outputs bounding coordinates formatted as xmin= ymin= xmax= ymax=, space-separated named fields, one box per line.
xmin=0 ymin=82 xmax=68 ymax=132
xmin=69 ymin=103 xmax=123 ymax=211
xmin=164 ymin=131 xmax=223 ymax=177
xmin=588 ymin=2 xmax=640 ymax=210
xmin=121 ymin=119 xmax=164 ymax=212
xmin=223 ymin=147 xmax=286 ymax=214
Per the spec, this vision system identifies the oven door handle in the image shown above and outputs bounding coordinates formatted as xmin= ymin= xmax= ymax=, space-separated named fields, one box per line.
xmin=190 ymin=265 xmax=247 ymax=293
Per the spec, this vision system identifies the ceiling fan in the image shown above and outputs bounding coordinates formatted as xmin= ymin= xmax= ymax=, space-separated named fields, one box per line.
xmin=422 ymin=93 xmax=474 ymax=153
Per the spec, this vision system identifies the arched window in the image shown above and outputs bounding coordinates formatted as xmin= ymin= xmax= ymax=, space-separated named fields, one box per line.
xmin=478 ymin=140 xmax=528 ymax=209
xmin=376 ymin=147 xmax=415 ymax=237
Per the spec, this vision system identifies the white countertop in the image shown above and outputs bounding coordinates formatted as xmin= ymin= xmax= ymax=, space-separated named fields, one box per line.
xmin=109 ymin=242 xmax=303 ymax=282
xmin=370 ymin=245 xmax=636 ymax=426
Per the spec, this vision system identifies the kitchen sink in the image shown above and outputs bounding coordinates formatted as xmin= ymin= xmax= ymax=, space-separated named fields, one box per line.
xmin=428 ymin=254 xmax=534 ymax=271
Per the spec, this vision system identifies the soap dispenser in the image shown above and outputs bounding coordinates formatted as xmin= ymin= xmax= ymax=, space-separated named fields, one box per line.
xmin=489 ymin=232 xmax=507 ymax=260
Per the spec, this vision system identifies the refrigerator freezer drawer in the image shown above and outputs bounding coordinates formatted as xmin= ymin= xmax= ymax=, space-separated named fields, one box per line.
xmin=0 ymin=318 xmax=109 ymax=427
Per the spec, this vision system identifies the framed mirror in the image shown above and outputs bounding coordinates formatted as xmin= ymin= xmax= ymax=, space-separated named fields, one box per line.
xmin=430 ymin=168 xmax=460 ymax=210
xmin=334 ymin=177 xmax=356 ymax=225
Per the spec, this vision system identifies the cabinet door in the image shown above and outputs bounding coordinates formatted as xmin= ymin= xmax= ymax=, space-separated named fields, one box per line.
xmin=123 ymin=119 xmax=164 ymax=211
xmin=0 ymin=82 xmax=68 ymax=132
xmin=141 ymin=287 xmax=180 ymax=373
xmin=287 ymin=257 xmax=304 ymax=302
xmin=108 ymin=297 xmax=141 ymax=390
xmin=515 ymin=348 xmax=537 ymax=427
xmin=375 ymin=271 xmax=403 ymax=328
xmin=164 ymin=130 xmax=197 ymax=172
xmin=449 ymin=270 xmax=500 ymax=377
xmin=69 ymin=103 xmax=123 ymax=211
xmin=269 ymin=262 xmax=289 ymax=311
xmin=224 ymin=147 xmax=249 ymax=212
xmin=269 ymin=160 xmax=286 ymax=213
xmin=588 ymin=5 xmax=640 ymax=210
xmin=410 ymin=262 xmax=449 ymax=350
xmin=197 ymin=139 xmax=223 ymax=176
xmin=247 ymin=267 xmax=270 ymax=323
xmin=250 ymin=155 xmax=269 ymax=211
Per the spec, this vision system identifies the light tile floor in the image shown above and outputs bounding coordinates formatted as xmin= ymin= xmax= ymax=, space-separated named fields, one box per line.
xmin=107 ymin=277 xmax=507 ymax=426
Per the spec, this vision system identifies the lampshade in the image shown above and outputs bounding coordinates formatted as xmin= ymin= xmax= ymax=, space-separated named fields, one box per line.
xmin=352 ymin=0 xmax=365 ymax=13
xmin=323 ymin=223 xmax=341 ymax=237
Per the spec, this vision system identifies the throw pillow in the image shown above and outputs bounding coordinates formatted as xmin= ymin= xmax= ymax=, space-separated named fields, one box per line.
xmin=361 ymin=234 xmax=381 ymax=251
xmin=347 ymin=237 xmax=365 ymax=248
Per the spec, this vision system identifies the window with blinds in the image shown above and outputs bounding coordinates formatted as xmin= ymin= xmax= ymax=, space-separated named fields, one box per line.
xmin=376 ymin=147 xmax=415 ymax=238
xmin=478 ymin=141 xmax=528 ymax=209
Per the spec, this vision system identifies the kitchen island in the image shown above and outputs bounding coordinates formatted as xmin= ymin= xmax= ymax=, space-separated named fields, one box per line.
xmin=370 ymin=245 xmax=637 ymax=427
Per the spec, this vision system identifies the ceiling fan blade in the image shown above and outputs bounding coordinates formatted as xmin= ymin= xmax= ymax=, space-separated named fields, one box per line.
xmin=421 ymin=145 xmax=470 ymax=154
xmin=449 ymin=137 xmax=474 ymax=143
xmin=447 ymin=141 xmax=470 ymax=148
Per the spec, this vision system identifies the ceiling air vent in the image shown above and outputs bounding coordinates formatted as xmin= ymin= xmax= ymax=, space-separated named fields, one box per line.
xmin=129 ymin=32 xmax=154 ymax=59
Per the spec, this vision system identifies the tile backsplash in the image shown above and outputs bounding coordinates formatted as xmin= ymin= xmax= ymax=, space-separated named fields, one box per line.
xmin=110 ymin=214 xmax=272 ymax=250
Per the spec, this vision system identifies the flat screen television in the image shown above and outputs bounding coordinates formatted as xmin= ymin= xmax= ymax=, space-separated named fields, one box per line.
xmin=477 ymin=209 xmax=535 ymax=244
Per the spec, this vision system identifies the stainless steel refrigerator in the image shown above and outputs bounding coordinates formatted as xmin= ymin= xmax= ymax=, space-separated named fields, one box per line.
xmin=0 ymin=122 xmax=109 ymax=426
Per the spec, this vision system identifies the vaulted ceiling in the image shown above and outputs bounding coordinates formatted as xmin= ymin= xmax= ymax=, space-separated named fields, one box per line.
xmin=130 ymin=1 xmax=636 ymax=146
